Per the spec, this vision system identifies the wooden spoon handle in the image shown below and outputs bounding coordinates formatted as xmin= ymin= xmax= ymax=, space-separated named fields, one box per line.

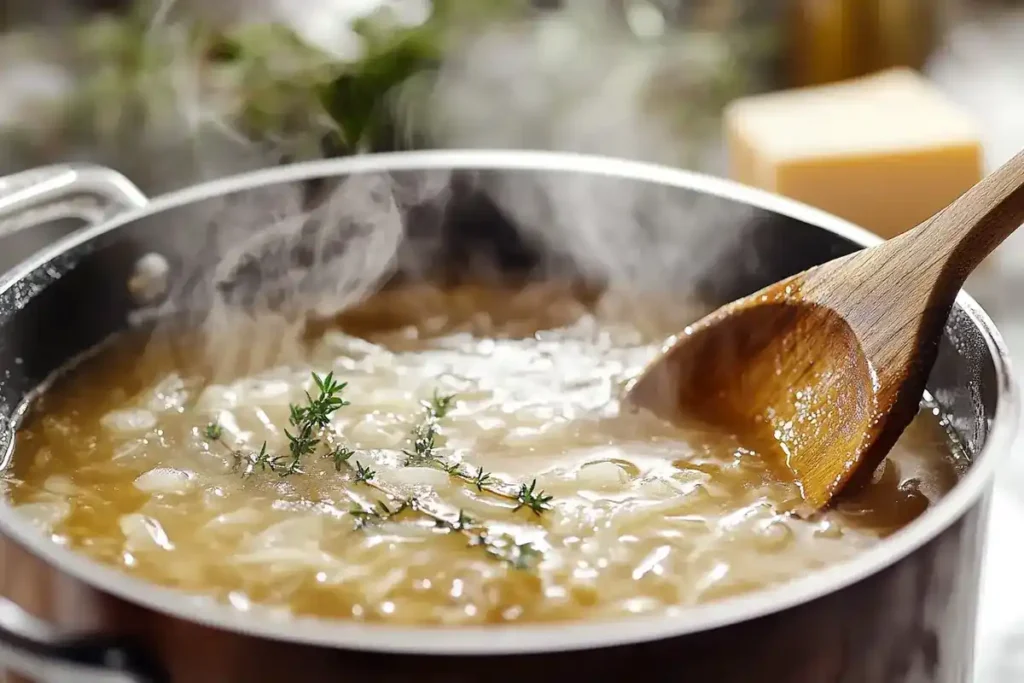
xmin=914 ymin=147 xmax=1024 ymax=287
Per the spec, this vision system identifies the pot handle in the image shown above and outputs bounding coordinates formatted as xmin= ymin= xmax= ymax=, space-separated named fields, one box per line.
xmin=0 ymin=164 xmax=149 ymax=239
xmin=0 ymin=596 xmax=164 ymax=683
xmin=0 ymin=165 xmax=158 ymax=683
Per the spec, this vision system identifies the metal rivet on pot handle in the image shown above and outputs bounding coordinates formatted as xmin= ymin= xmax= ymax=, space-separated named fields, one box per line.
xmin=0 ymin=164 xmax=149 ymax=241
xmin=0 ymin=596 xmax=165 ymax=683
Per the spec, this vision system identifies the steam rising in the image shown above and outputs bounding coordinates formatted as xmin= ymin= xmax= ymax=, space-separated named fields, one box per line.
xmin=200 ymin=171 xmax=430 ymax=375
xmin=212 ymin=173 xmax=407 ymax=315
xmin=79 ymin=2 xmax=751 ymax=371
xmin=420 ymin=11 xmax=684 ymax=164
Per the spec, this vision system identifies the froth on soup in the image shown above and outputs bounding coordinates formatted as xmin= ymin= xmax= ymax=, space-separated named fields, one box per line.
xmin=2 ymin=284 xmax=965 ymax=625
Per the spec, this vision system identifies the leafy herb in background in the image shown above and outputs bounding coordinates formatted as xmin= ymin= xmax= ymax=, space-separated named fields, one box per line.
xmin=1 ymin=0 xmax=769 ymax=185
xmin=0 ymin=0 xmax=528 ymax=176
xmin=312 ymin=0 xmax=526 ymax=153
xmin=319 ymin=28 xmax=440 ymax=154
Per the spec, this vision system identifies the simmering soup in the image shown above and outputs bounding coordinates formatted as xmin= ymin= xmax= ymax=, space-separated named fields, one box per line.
xmin=2 ymin=285 xmax=965 ymax=625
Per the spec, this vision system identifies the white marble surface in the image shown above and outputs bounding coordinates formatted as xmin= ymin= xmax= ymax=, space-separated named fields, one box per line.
xmin=927 ymin=8 xmax=1024 ymax=683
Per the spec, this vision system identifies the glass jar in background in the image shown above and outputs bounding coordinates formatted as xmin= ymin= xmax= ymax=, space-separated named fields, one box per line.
xmin=785 ymin=0 xmax=956 ymax=86
xmin=600 ymin=0 xmax=958 ymax=171
xmin=616 ymin=0 xmax=958 ymax=89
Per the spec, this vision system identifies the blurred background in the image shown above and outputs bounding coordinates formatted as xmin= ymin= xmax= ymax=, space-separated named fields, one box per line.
xmin=0 ymin=1 xmax=1022 ymax=680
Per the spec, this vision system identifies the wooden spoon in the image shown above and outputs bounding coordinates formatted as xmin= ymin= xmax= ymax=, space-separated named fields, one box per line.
xmin=627 ymin=148 xmax=1024 ymax=511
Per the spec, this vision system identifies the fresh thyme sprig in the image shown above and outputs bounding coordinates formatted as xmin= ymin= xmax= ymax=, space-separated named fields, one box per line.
xmin=515 ymin=480 xmax=555 ymax=516
xmin=474 ymin=532 xmax=544 ymax=571
xmin=344 ymin=496 xmax=542 ymax=569
xmin=298 ymin=372 xmax=350 ymax=428
xmin=202 ymin=371 xmax=352 ymax=478
xmin=203 ymin=424 xmax=291 ymax=476
xmin=401 ymin=392 xmax=554 ymax=515
xmin=471 ymin=466 xmax=495 ymax=491
xmin=252 ymin=442 xmax=291 ymax=474
xmin=353 ymin=460 xmax=376 ymax=483
xmin=350 ymin=499 xmax=413 ymax=530
xmin=281 ymin=372 xmax=349 ymax=475
xmin=330 ymin=446 xmax=355 ymax=472
xmin=428 ymin=506 xmax=543 ymax=570
xmin=402 ymin=390 xmax=452 ymax=467
xmin=200 ymin=376 xmax=547 ymax=570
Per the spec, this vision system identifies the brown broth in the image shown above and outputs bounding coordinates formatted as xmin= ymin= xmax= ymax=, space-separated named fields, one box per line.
xmin=2 ymin=286 xmax=965 ymax=625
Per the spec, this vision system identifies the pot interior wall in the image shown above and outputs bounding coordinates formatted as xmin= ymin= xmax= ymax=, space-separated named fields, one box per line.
xmin=0 ymin=164 xmax=999 ymax=474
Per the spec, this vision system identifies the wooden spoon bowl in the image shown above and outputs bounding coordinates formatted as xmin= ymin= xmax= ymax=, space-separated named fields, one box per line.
xmin=628 ymin=148 xmax=1024 ymax=511
xmin=629 ymin=293 xmax=874 ymax=511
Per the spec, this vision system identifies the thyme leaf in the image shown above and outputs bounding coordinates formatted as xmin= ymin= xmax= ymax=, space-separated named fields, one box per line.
xmin=471 ymin=467 xmax=493 ymax=491
xmin=349 ymin=498 xmax=414 ymax=530
xmin=353 ymin=461 xmax=376 ymax=483
xmin=202 ymin=424 xmax=281 ymax=476
xmin=329 ymin=446 xmax=355 ymax=472
xmin=202 ymin=371 xmax=352 ymax=479
xmin=454 ymin=509 xmax=475 ymax=531
xmin=469 ymin=531 xmax=543 ymax=571
xmin=515 ymin=479 xmax=554 ymax=516
xmin=202 ymin=378 xmax=549 ymax=571
xmin=401 ymin=393 xmax=554 ymax=515
xmin=403 ymin=390 xmax=456 ymax=467
xmin=283 ymin=371 xmax=348 ymax=472
xmin=429 ymin=390 xmax=455 ymax=418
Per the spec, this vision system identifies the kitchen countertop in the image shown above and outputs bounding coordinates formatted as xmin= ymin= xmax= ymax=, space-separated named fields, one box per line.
xmin=927 ymin=8 xmax=1024 ymax=683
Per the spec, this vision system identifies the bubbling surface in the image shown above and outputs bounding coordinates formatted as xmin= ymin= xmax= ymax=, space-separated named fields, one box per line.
xmin=3 ymin=285 xmax=964 ymax=625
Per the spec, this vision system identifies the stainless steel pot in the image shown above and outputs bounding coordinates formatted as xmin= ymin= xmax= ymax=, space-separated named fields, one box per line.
xmin=0 ymin=151 xmax=1017 ymax=683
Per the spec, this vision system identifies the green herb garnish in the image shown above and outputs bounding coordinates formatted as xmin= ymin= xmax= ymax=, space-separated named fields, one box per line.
xmin=471 ymin=466 xmax=494 ymax=491
xmin=401 ymin=393 xmax=554 ymax=516
xmin=202 ymin=372 xmax=353 ymax=478
xmin=280 ymin=371 xmax=349 ymax=476
xmin=402 ymin=390 xmax=453 ymax=467
xmin=201 ymin=377 xmax=548 ymax=571
xmin=353 ymin=461 xmax=376 ymax=483
xmin=471 ymin=532 xmax=544 ymax=571
xmin=515 ymin=479 xmax=554 ymax=516
xmin=301 ymin=372 xmax=350 ymax=427
xmin=203 ymin=422 xmax=223 ymax=440
xmin=330 ymin=446 xmax=355 ymax=472
xmin=202 ymin=424 xmax=281 ymax=476
xmin=252 ymin=442 xmax=289 ymax=474
xmin=453 ymin=509 xmax=475 ymax=531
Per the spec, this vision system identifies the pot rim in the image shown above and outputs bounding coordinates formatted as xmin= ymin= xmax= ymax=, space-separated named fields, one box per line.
xmin=0 ymin=149 xmax=1018 ymax=655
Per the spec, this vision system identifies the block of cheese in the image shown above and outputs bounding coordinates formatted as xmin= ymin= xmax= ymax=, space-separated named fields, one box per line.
xmin=724 ymin=68 xmax=983 ymax=239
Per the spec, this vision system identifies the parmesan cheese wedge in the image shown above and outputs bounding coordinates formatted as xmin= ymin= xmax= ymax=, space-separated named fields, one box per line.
xmin=725 ymin=68 xmax=984 ymax=239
